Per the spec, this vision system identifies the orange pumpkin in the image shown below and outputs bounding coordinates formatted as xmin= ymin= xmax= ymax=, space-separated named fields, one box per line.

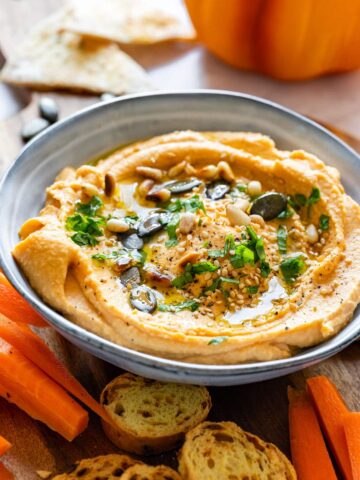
xmin=185 ymin=0 xmax=360 ymax=80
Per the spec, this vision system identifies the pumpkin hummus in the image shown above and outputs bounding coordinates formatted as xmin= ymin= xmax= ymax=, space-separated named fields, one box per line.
xmin=13 ymin=131 xmax=360 ymax=364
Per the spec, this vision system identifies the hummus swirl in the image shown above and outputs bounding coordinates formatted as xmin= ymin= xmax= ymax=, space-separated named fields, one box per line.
xmin=13 ymin=131 xmax=360 ymax=364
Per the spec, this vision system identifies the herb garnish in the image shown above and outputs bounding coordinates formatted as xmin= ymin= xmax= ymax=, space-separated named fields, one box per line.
xmin=288 ymin=187 xmax=321 ymax=212
xmin=209 ymin=228 xmax=270 ymax=277
xmin=92 ymin=248 xmax=146 ymax=265
xmin=123 ymin=215 xmax=139 ymax=226
xmin=66 ymin=196 xmax=105 ymax=246
xmin=208 ymin=336 xmax=228 ymax=345
xmin=76 ymin=195 xmax=103 ymax=216
xmin=171 ymin=263 xmax=194 ymax=288
xmin=306 ymin=187 xmax=321 ymax=207
xmin=280 ymin=254 xmax=307 ymax=284
xmin=277 ymin=225 xmax=288 ymax=255
xmin=165 ymin=213 xmax=180 ymax=247
xmin=165 ymin=195 xmax=206 ymax=214
xmin=158 ymin=300 xmax=199 ymax=312
xmin=247 ymin=285 xmax=259 ymax=294
xmin=319 ymin=214 xmax=329 ymax=231
xmin=192 ymin=261 xmax=219 ymax=274
xmin=164 ymin=195 xmax=205 ymax=247
xmin=277 ymin=207 xmax=294 ymax=219
xmin=171 ymin=261 xmax=219 ymax=288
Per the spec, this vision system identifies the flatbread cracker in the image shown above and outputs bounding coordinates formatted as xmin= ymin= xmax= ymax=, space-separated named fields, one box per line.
xmin=0 ymin=9 xmax=153 ymax=95
xmin=63 ymin=0 xmax=195 ymax=45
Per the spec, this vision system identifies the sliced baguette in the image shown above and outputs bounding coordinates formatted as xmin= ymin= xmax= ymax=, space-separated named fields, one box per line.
xmin=101 ymin=373 xmax=211 ymax=455
xmin=53 ymin=454 xmax=142 ymax=479
xmin=120 ymin=464 xmax=182 ymax=479
xmin=178 ymin=421 xmax=297 ymax=480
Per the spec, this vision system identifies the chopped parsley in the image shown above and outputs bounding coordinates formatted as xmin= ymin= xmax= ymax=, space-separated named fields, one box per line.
xmin=260 ymin=261 xmax=271 ymax=278
xmin=288 ymin=188 xmax=321 ymax=212
xmin=76 ymin=195 xmax=103 ymax=216
xmin=209 ymin=229 xmax=270 ymax=277
xmin=165 ymin=213 xmax=180 ymax=247
xmin=171 ymin=263 xmax=194 ymax=288
xmin=280 ymin=254 xmax=307 ymax=284
xmin=277 ymin=207 xmax=294 ymax=219
xmin=236 ymin=184 xmax=247 ymax=192
xmin=92 ymin=248 xmax=146 ymax=265
xmin=66 ymin=196 xmax=105 ymax=246
xmin=208 ymin=249 xmax=225 ymax=258
xmin=123 ymin=215 xmax=139 ymax=226
xmin=230 ymin=244 xmax=255 ymax=268
xmin=319 ymin=214 xmax=329 ymax=231
xmin=158 ymin=300 xmax=199 ymax=312
xmin=172 ymin=261 xmax=218 ymax=288
xmin=208 ymin=336 xmax=228 ymax=345
xmin=202 ymin=277 xmax=221 ymax=293
xmin=202 ymin=240 xmax=210 ymax=248
xmin=165 ymin=195 xmax=206 ymax=214
xmin=247 ymin=285 xmax=259 ymax=294
xmin=306 ymin=187 xmax=321 ymax=207
xmin=192 ymin=261 xmax=219 ymax=274
xmin=277 ymin=225 xmax=288 ymax=255
xmin=219 ymin=276 xmax=240 ymax=285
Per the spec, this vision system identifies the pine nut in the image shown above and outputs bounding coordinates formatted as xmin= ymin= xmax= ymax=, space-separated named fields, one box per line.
xmin=106 ymin=218 xmax=130 ymax=233
xmin=104 ymin=173 xmax=116 ymax=197
xmin=218 ymin=161 xmax=235 ymax=182
xmin=226 ymin=204 xmax=251 ymax=226
xmin=179 ymin=212 xmax=197 ymax=234
xmin=248 ymin=180 xmax=262 ymax=196
xmin=169 ymin=161 xmax=186 ymax=178
xmin=136 ymin=166 xmax=163 ymax=181
xmin=306 ymin=224 xmax=319 ymax=243
xmin=250 ymin=214 xmax=265 ymax=227
xmin=138 ymin=179 xmax=154 ymax=197
xmin=198 ymin=165 xmax=218 ymax=179
xmin=83 ymin=183 xmax=99 ymax=197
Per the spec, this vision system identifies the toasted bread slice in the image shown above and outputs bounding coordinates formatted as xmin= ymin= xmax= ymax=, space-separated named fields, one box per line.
xmin=120 ymin=464 xmax=182 ymax=479
xmin=53 ymin=454 xmax=142 ymax=479
xmin=178 ymin=421 xmax=297 ymax=480
xmin=101 ymin=373 xmax=211 ymax=455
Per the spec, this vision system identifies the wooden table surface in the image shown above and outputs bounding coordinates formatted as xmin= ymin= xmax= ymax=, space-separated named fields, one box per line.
xmin=0 ymin=2 xmax=359 ymax=479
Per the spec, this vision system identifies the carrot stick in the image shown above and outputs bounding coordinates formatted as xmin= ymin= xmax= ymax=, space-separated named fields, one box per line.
xmin=343 ymin=412 xmax=360 ymax=480
xmin=307 ymin=375 xmax=352 ymax=480
xmin=0 ymin=338 xmax=88 ymax=441
xmin=0 ymin=273 xmax=47 ymax=327
xmin=0 ymin=436 xmax=11 ymax=457
xmin=0 ymin=317 xmax=109 ymax=424
xmin=0 ymin=463 xmax=15 ymax=480
xmin=288 ymin=387 xmax=337 ymax=480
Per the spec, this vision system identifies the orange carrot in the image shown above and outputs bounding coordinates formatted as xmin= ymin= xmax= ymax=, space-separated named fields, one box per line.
xmin=0 ymin=463 xmax=15 ymax=480
xmin=288 ymin=387 xmax=337 ymax=480
xmin=0 ymin=273 xmax=47 ymax=328
xmin=307 ymin=375 xmax=352 ymax=480
xmin=343 ymin=412 xmax=360 ymax=480
xmin=0 ymin=338 xmax=88 ymax=441
xmin=0 ymin=317 xmax=109 ymax=424
xmin=0 ymin=436 xmax=11 ymax=457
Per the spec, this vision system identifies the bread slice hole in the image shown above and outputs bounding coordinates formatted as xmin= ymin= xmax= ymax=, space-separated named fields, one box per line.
xmin=115 ymin=403 xmax=124 ymax=416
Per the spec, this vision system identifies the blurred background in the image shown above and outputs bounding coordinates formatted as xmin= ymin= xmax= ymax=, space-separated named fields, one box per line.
xmin=1 ymin=0 xmax=360 ymax=158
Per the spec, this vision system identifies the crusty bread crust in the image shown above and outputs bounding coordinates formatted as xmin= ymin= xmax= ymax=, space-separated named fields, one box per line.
xmin=178 ymin=421 xmax=297 ymax=480
xmin=101 ymin=373 xmax=211 ymax=455
xmin=120 ymin=464 xmax=182 ymax=479
xmin=52 ymin=453 xmax=142 ymax=479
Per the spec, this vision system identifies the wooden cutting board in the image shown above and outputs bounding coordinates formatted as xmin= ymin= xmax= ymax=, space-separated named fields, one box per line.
xmin=0 ymin=3 xmax=359 ymax=479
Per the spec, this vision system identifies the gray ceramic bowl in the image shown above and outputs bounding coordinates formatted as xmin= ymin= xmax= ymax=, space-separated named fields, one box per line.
xmin=0 ymin=90 xmax=359 ymax=386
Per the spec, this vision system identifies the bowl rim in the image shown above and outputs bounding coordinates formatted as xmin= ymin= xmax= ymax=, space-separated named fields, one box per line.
xmin=1 ymin=88 xmax=359 ymax=376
